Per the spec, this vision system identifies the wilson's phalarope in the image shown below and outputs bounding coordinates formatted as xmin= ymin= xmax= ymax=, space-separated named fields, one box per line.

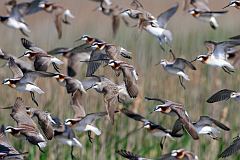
xmin=188 ymin=8 xmax=228 ymax=29
xmin=5 ymin=97 xmax=47 ymax=152
xmin=145 ymin=97 xmax=199 ymax=140
xmin=157 ymin=50 xmax=196 ymax=89
xmin=191 ymin=40 xmax=240 ymax=74
xmin=121 ymin=108 xmax=182 ymax=149
xmin=223 ymin=0 xmax=240 ymax=9
xmin=207 ymin=89 xmax=240 ymax=103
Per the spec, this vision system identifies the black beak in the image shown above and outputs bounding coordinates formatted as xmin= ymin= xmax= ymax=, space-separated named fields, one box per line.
xmin=18 ymin=54 xmax=24 ymax=59
xmin=222 ymin=3 xmax=231 ymax=9
xmin=0 ymin=106 xmax=13 ymax=109
xmin=191 ymin=57 xmax=197 ymax=63
xmin=74 ymin=37 xmax=83 ymax=42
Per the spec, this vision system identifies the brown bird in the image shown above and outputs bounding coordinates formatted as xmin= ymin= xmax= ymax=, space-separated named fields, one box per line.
xmin=184 ymin=0 xmax=210 ymax=11
xmin=145 ymin=97 xmax=199 ymax=140
xmin=19 ymin=38 xmax=64 ymax=72
xmin=26 ymin=107 xmax=55 ymax=140
xmin=0 ymin=125 xmax=27 ymax=160
xmin=5 ymin=97 xmax=47 ymax=151
xmin=53 ymin=73 xmax=86 ymax=95
xmin=38 ymin=2 xmax=74 ymax=39
xmin=108 ymin=59 xmax=138 ymax=98
xmin=85 ymin=42 xmax=132 ymax=77
xmin=92 ymin=79 xmax=120 ymax=124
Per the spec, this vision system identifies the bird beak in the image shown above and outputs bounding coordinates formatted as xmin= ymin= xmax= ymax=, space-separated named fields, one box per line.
xmin=0 ymin=106 xmax=13 ymax=109
xmin=222 ymin=4 xmax=231 ymax=9
xmin=191 ymin=57 xmax=197 ymax=63
xmin=18 ymin=54 xmax=24 ymax=59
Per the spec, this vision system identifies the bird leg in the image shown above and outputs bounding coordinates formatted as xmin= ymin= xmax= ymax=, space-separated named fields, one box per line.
xmin=52 ymin=62 xmax=60 ymax=73
xmin=30 ymin=91 xmax=39 ymax=107
xmin=70 ymin=145 xmax=75 ymax=160
xmin=88 ymin=131 xmax=93 ymax=143
xmin=20 ymin=29 xmax=29 ymax=37
xmin=178 ymin=76 xmax=186 ymax=89
xmin=160 ymin=136 xmax=166 ymax=149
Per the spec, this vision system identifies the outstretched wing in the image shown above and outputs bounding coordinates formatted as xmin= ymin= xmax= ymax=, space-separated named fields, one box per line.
xmin=71 ymin=90 xmax=86 ymax=118
xmin=116 ymin=150 xmax=142 ymax=160
xmin=8 ymin=57 xmax=24 ymax=79
xmin=173 ymin=58 xmax=196 ymax=70
xmin=157 ymin=3 xmax=179 ymax=28
xmin=218 ymin=136 xmax=240 ymax=158
xmin=206 ymin=89 xmax=235 ymax=103
xmin=120 ymin=108 xmax=148 ymax=123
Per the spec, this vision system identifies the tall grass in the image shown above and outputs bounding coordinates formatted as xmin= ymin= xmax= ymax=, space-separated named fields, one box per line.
xmin=1 ymin=0 xmax=240 ymax=159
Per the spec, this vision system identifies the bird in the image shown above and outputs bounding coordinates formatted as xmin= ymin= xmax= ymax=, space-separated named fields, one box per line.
xmin=172 ymin=116 xmax=230 ymax=140
xmin=206 ymin=89 xmax=240 ymax=103
xmin=223 ymin=0 xmax=240 ymax=9
xmin=64 ymin=89 xmax=107 ymax=141
xmin=53 ymin=73 xmax=86 ymax=95
xmin=5 ymin=0 xmax=47 ymax=17
xmin=19 ymin=38 xmax=64 ymax=72
xmin=0 ymin=2 xmax=30 ymax=36
xmin=120 ymin=108 xmax=183 ymax=149
xmin=0 ymin=125 xmax=27 ymax=160
xmin=183 ymin=0 xmax=210 ymax=11
xmin=188 ymin=8 xmax=228 ymax=29
xmin=85 ymin=41 xmax=132 ymax=77
xmin=191 ymin=40 xmax=240 ymax=74
xmin=136 ymin=3 xmax=179 ymax=50
xmin=116 ymin=150 xmax=148 ymax=160
xmin=2 ymin=57 xmax=55 ymax=106
xmin=159 ymin=149 xmax=199 ymax=160
xmin=156 ymin=50 xmax=196 ymax=89
xmin=25 ymin=107 xmax=56 ymax=140
xmin=218 ymin=135 xmax=240 ymax=158
xmin=117 ymin=149 xmax=198 ymax=160
xmin=49 ymin=46 xmax=90 ymax=77
xmin=38 ymin=1 xmax=75 ymax=39
xmin=107 ymin=59 xmax=138 ymax=98
xmin=0 ymin=49 xmax=33 ymax=73
xmin=91 ymin=79 xmax=121 ymax=124
xmin=145 ymin=97 xmax=199 ymax=140
xmin=5 ymin=97 xmax=47 ymax=152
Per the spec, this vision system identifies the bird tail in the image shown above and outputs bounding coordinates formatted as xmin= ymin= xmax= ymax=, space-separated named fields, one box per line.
xmin=177 ymin=72 xmax=190 ymax=81
xmin=210 ymin=17 xmax=219 ymax=30
xmin=85 ymin=124 xmax=101 ymax=136
xmin=64 ymin=9 xmax=75 ymax=19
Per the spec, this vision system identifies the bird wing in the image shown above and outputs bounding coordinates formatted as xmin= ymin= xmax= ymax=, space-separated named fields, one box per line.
xmin=121 ymin=66 xmax=138 ymax=98
xmin=116 ymin=150 xmax=143 ymax=160
xmin=172 ymin=105 xmax=199 ymax=140
xmin=197 ymin=116 xmax=230 ymax=131
xmin=173 ymin=58 xmax=196 ymax=70
xmin=213 ymin=41 xmax=240 ymax=60
xmin=120 ymin=108 xmax=148 ymax=123
xmin=79 ymin=112 xmax=107 ymax=126
xmin=144 ymin=97 xmax=166 ymax=104
xmin=21 ymin=38 xmax=46 ymax=53
xmin=20 ymin=71 xmax=55 ymax=84
xmin=71 ymin=90 xmax=86 ymax=118
xmin=34 ymin=110 xmax=54 ymax=140
xmin=204 ymin=41 xmax=216 ymax=54
xmin=206 ymin=89 xmax=235 ymax=103
xmin=112 ymin=15 xmax=120 ymax=37
xmin=55 ymin=13 xmax=63 ymax=39
xmin=33 ymin=56 xmax=51 ymax=72
xmin=191 ymin=0 xmax=210 ymax=11
xmin=8 ymin=57 xmax=24 ymax=79
xmin=157 ymin=3 xmax=179 ymax=28
xmin=171 ymin=119 xmax=183 ymax=135
xmin=86 ymin=50 xmax=108 ymax=77
xmin=218 ymin=136 xmax=240 ymax=158
xmin=10 ymin=97 xmax=37 ymax=128
xmin=23 ymin=0 xmax=45 ymax=15
xmin=199 ymin=10 xmax=228 ymax=17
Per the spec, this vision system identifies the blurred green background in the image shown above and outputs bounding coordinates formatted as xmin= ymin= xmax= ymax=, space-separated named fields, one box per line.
xmin=0 ymin=0 xmax=240 ymax=159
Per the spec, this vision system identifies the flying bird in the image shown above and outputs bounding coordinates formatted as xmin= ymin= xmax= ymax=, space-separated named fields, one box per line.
xmin=207 ymin=89 xmax=240 ymax=103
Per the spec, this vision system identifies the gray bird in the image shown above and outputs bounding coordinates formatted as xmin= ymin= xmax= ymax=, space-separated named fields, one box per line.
xmin=207 ymin=89 xmax=240 ymax=103
xmin=173 ymin=116 xmax=230 ymax=140
xmin=120 ymin=108 xmax=183 ymax=149
xmin=218 ymin=135 xmax=240 ymax=158
xmin=2 ymin=57 xmax=55 ymax=106
xmin=223 ymin=0 xmax=240 ymax=9
xmin=188 ymin=8 xmax=228 ymax=29
xmin=157 ymin=50 xmax=196 ymax=89
xmin=145 ymin=97 xmax=199 ymax=140
xmin=0 ymin=125 xmax=27 ymax=160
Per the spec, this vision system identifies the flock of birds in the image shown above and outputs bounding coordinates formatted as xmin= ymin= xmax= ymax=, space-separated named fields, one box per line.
xmin=1 ymin=0 xmax=240 ymax=159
